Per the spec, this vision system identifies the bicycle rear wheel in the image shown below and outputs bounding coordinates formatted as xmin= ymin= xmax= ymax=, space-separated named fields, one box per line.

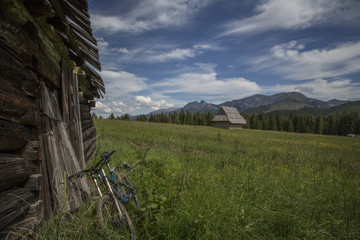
xmin=117 ymin=173 xmax=141 ymax=208
xmin=97 ymin=194 xmax=136 ymax=240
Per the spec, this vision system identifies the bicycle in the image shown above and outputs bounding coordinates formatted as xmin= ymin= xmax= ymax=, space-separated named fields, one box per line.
xmin=69 ymin=150 xmax=140 ymax=240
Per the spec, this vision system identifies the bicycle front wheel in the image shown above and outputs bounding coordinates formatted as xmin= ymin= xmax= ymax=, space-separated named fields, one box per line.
xmin=117 ymin=173 xmax=141 ymax=208
xmin=97 ymin=194 xmax=136 ymax=240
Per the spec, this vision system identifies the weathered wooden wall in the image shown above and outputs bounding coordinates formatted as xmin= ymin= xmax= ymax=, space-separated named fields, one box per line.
xmin=0 ymin=0 xmax=102 ymax=238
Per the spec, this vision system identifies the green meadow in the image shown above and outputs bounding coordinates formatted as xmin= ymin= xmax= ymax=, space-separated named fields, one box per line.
xmin=37 ymin=119 xmax=360 ymax=239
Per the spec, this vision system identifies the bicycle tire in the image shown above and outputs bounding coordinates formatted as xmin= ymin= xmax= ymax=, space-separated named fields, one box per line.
xmin=97 ymin=194 xmax=136 ymax=240
xmin=117 ymin=173 xmax=141 ymax=208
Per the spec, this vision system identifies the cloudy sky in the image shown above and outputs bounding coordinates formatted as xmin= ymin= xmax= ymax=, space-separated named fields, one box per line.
xmin=88 ymin=0 xmax=360 ymax=116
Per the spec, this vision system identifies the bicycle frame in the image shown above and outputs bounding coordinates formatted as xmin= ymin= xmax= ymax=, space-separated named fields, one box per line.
xmin=89 ymin=158 xmax=135 ymax=206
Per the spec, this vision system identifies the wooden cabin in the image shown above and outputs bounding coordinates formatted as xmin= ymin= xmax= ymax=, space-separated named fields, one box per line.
xmin=211 ymin=106 xmax=247 ymax=129
xmin=0 ymin=0 xmax=103 ymax=238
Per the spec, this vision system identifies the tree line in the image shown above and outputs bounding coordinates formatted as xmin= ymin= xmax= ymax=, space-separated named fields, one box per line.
xmin=92 ymin=111 xmax=360 ymax=136
xmin=241 ymin=112 xmax=360 ymax=136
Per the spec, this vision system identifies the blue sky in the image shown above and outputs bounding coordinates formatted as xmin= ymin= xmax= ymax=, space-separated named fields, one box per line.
xmin=88 ymin=0 xmax=360 ymax=116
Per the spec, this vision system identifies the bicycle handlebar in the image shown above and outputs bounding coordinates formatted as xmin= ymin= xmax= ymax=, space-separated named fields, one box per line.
xmin=69 ymin=150 xmax=116 ymax=180
xmin=101 ymin=150 xmax=116 ymax=159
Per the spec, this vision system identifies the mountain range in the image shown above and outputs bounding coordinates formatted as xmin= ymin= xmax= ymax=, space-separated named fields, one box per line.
xmin=141 ymin=92 xmax=357 ymax=118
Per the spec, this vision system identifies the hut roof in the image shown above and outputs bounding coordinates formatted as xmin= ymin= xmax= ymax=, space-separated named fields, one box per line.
xmin=212 ymin=106 xmax=246 ymax=124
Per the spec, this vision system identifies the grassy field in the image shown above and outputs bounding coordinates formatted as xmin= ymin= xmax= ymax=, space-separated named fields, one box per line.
xmin=37 ymin=119 xmax=360 ymax=239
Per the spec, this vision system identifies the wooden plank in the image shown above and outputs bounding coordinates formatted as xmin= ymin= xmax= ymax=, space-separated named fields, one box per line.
xmin=67 ymin=15 xmax=92 ymax=38
xmin=38 ymin=115 xmax=52 ymax=221
xmin=0 ymin=155 xmax=36 ymax=191
xmin=66 ymin=0 xmax=89 ymax=17
xmin=0 ymin=120 xmax=30 ymax=152
xmin=71 ymin=71 xmax=86 ymax=170
xmin=61 ymin=59 xmax=70 ymax=128
xmin=75 ymin=34 xmax=99 ymax=57
xmin=41 ymin=82 xmax=90 ymax=213
xmin=84 ymin=66 xmax=105 ymax=93
xmin=76 ymin=38 xmax=99 ymax=59
xmin=64 ymin=9 xmax=92 ymax=36
xmin=63 ymin=0 xmax=91 ymax=26
xmin=0 ymin=188 xmax=35 ymax=230
xmin=69 ymin=22 xmax=97 ymax=45
xmin=79 ymin=44 xmax=100 ymax=67
xmin=82 ymin=50 xmax=101 ymax=71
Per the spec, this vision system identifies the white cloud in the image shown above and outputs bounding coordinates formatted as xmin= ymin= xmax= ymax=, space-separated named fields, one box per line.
xmin=100 ymin=70 xmax=148 ymax=95
xmin=220 ymin=0 xmax=360 ymax=36
xmin=268 ymin=78 xmax=360 ymax=100
xmin=94 ymin=101 xmax=134 ymax=116
xmin=251 ymin=40 xmax=360 ymax=80
xmin=135 ymin=96 xmax=174 ymax=110
xmin=152 ymin=64 xmax=261 ymax=100
xmin=92 ymin=0 xmax=215 ymax=34
xmin=147 ymin=48 xmax=196 ymax=62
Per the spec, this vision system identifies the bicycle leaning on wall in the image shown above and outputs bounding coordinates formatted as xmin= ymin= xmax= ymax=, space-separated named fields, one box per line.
xmin=69 ymin=150 xmax=139 ymax=240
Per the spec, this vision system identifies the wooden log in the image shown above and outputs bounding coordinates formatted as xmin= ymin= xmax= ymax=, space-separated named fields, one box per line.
xmin=20 ymin=111 xmax=40 ymax=128
xmin=0 ymin=120 xmax=30 ymax=152
xmin=82 ymin=126 xmax=95 ymax=141
xmin=21 ymin=79 xmax=40 ymax=98
xmin=81 ymin=120 xmax=94 ymax=132
xmin=84 ymin=140 xmax=96 ymax=162
xmin=24 ymin=174 xmax=42 ymax=192
xmin=83 ymin=135 xmax=96 ymax=152
xmin=0 ymin=188 xmax=35 ymax=230
xmin=68 ymin=48 xmax=84 ymax=66
xmin=0 ymin=154 xmax=36 ymax=191
xmin=0 ymin=80 xmax=36 ymax=116
xmin=80 ymin=104 xmax=91 ymax=114
xmin=89 ymin=100 xmax=96 ymax=108
xmin=0 ymin=19 xmax=38 ymax=70
xmin=23 ymin=0 xmax=54 ymax=17
xmin=22 ymin=141 xmax=39 ymax=161
xmin=0 ymin=200 xmax=42 ymax=240
xmin=47 ymin=16 xmax=69 ymax=33
xmin=81 ymin=112 xmax=92 ymax=121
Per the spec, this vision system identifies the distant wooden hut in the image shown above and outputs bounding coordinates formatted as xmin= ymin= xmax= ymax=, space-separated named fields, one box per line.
xmin=211 ymin=106 xmax=247 ymax=129
xmin=0 ymin=0 xmax=103 ymax=238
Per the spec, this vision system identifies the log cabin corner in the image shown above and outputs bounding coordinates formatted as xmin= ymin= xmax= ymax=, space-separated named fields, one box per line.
xmin=0 ymin=0 xmax=103 ymax=238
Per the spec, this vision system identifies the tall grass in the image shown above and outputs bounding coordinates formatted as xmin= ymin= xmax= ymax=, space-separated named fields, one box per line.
xmin=36 ymin=119 xmax=360 ymax=239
